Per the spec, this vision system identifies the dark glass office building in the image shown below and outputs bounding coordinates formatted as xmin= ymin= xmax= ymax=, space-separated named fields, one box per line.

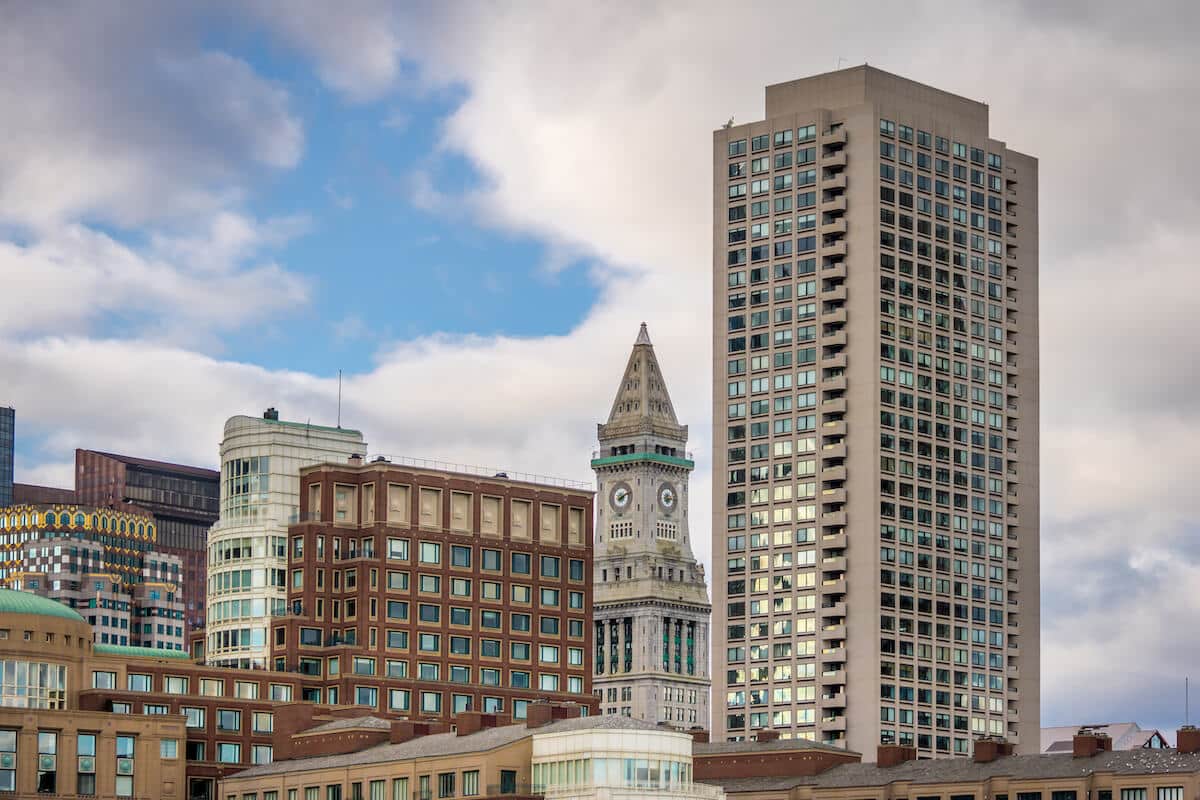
xmin=74 ymin=449 xmax=219 ymax=631
xmin=0 ymin=407 xmax=13 ymax=506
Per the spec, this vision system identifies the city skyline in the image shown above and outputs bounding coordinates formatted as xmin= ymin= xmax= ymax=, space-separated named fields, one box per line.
xmin=3 ymin=1 xmax=1199 ymax=741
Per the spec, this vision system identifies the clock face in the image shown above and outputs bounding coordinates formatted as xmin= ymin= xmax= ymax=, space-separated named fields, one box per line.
xmin=659 ymin=483 xmax=677 ymax=512
xmin=610 ymin=481 xmax=633 ymax=511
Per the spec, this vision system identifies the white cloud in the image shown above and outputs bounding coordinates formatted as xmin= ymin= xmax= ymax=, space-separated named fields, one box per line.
xmin=0 ymin=218 xmax=310 ymax=342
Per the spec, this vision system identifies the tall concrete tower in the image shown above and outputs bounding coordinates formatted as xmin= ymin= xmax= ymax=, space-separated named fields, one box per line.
xmin=591 ymin=323 xmax=711 ymax=727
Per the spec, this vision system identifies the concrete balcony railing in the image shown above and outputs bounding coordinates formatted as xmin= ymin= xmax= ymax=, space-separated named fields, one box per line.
xmin=821 ymin=464 xmax=847 ymax=482
xmin=822 ymin=240 xmax=847 ymax=259
xmin=820 ymin=601 xmax=847 ymax=618
xmin=822 ymin=330 xmax=847 ymax=348
xmin=822 ymin=374 xmax=847 ymax=391
xmin=822 ymin=127 xmax=848 ymax=147
xmin=821 ymin=556 xmax=847 ymax=573
xmin=820 ymin=194 xmax=847 ymax=214
xmin=823 ymin=151 xmax=848 ymax=169
xmin=822 ymin=217 xmax=847 ymax=236
xmin=823 ymin=173 xmax=847 ymax=191
xmin=823 ymin=284 xmax=848 ymax=302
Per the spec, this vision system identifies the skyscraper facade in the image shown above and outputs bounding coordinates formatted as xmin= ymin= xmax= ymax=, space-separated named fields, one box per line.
xmin=0 ymin=407 xmax=13 ymax=507
xmin=591 ymin=325 xmax=711 ymax=727
xmin=711 ymin=67 xmax=1039 ymax=756
xmin=205 ymin=410 xmax=366 ymax=667
xmin=75 ymin=449 xmax=219 ymax=630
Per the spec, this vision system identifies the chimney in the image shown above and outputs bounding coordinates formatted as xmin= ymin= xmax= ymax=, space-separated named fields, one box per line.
xmin=754 ymin=729 xmax=781 ymax=743
xmin=525 ymin=701 xmax=583 ymax=729
xmin=456 ymin=712 xmax=508 ymax=737
xmin=1073 ymin=728 xmax=1112 ymax=758
xmin=974 ymin=737 xmax=1014 ymax=763
xmin=876 ymin=745 xmax=917 ymax=768
xmin=264 ymin=408 xmax=280 ymax=420
xmin=690 ymin=729 xmax=710 ymax=744
xmin=1178 ymin=727 xmax=1200 ymax=755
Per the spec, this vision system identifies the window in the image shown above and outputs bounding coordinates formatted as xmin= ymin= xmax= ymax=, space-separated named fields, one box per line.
xmin=127 ymin=673 xmax=152 ymax=692
xmin=512 ymin=552 xmax=531 ymax=574
xmin=37 ymin=730 xmax=57 ymax=793
xmin=92 ymin=671 xmax=116 ymax=689
xmin=389 ymin=689 xmax=411 ymax=711
xmin=218 ymin=709 xmax=241 ymax=732
xmin=419 ymin=542 xmax=441 ymax=564
xmin=164 ymin=676 xmax=189 ymax=694
xmin=463 ymin=771 xmax=479 ymax=797
xmin=421 ymin=691 xmax=442 ymax=713
xmin=184 ymin=707 xmax=205 ymax=728
xmin=116 ymin=735 xmax=135 ymax=797
xmin=540 ymin=556 xmax=560 ymax=578
xmin=451 ymin=546 xmax=471 ymax=568
xmin=161 ymin=739 xmax=178 ymax=759
xmin=252 ymin=745 xmax=273 ymax=765
xmin=438 ymin=773 xmax=455 ymax=799
xmin=77 ymin=733 xmax=96 ymax=795
xmin=253 ymin=712 xmax=274 ymax=734
xmin=217 ymin=743 xmax=241 ymax=764
xmin=387 ymin=538 xmax=409 ymax=560
xmin=482 ymin=549 xmax=501 ymax=571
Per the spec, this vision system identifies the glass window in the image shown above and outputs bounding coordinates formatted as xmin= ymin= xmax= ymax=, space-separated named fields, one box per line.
xmin=511 ymin=552 xmax=531 ymax=574
xmin=217 ymin=743 xmax=241 ymax=764
xmin=451 ymin=546 xmax=471 ymax=568
xmin=419 ymin=542 xmax=441 ymax=564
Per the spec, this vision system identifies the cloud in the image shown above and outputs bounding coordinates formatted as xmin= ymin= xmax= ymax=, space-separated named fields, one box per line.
xmin=0 ymin=4 xmax=302 ymax=230
xmin=0 ymin=217 xmax=310 ymax=342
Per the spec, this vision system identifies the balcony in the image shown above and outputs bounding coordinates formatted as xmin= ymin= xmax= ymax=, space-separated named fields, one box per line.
xmin=821 ymin=578 xmax=847 ymax=596
xmin=822 ymin=217 xmax=847 ymax=236
xmin=822 ymin=261 xmax=847 ymax=280
xmin=820 ymin=443 xmax=846 ymax=461
xmin=822 ymin=330 xmax=847 ymax=348
xmin=820 ymin=486 xmax=847 ymax=506
xmin=822 ymin=691 xmax=847 ymax=709
xmin=822 ymin=240 xmax=847 ymax=259
xmin=820 ymin=420 xmax=847 ymax=438
xmin=822 ymin=374 xmax=847 ymax=391
xmin=821 ymin=715 xmax=848 ymax=732
xmin=821 ymin=669 xmax=846 ymax=684
xmin=822 ymin=308 xmax=847 ymax=326
xmin=823 ymin=151 xmax=848 ymax=169
xmin=822 ymin=127 xmax=848 ymax=147
xmin=821 ymin=556 xmax=847 ymax=573
xmin=821 ymin=464 xmax=847 ymax=482
xmin=821 ymin=194 xmax=847 ymax=214
xmin=823 ymin=353 xmax=847 ymax=370
xmin=823 ymin=173 xmax=847 ymax=191
xmin=820 ymin=601 xmax=846 ymax=618
xmin=823 ymin=284 xmax=847 ymax=302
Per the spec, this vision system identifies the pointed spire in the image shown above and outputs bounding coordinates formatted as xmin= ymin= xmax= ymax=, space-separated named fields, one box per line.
xmin=599 ymin=323 xmax=687 ymax=442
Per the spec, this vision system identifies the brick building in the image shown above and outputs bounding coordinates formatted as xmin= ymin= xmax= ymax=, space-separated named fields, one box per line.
xmin=267 ymin=458 xmax=596 ymax=720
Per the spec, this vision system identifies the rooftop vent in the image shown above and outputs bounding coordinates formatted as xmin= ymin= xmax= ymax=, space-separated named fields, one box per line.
xmin=263 ymin=408 xmax=280 ymax=421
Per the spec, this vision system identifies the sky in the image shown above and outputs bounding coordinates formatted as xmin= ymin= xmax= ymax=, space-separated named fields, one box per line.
xmin=3 ymin=0 xmax=1200 ymax=740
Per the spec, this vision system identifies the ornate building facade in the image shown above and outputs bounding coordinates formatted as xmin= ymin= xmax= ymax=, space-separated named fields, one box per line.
xmin=591 ymin=324 xmax=711 ymax=726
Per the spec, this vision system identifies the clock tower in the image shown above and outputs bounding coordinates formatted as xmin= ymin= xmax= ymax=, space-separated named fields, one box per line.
xmin=591 ymin=323 xmax=711 ymax=728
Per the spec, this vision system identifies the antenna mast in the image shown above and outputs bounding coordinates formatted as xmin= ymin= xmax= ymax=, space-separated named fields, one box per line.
xmin=337 ymin=369 xmax=343 ymax=428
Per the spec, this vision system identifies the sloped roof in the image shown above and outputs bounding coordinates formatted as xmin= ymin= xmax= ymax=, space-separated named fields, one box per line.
xmin=232 ymin=715 xmax=664 ymax=779
xmin=1041 ymin=723 xmax=1165 ymax=753
xmin=599 ymin=323 xmax=686 ymax=442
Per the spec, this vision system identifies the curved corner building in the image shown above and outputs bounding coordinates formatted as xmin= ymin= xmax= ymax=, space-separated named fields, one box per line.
xmin=205 ymin=410 xmax=366 ymax=667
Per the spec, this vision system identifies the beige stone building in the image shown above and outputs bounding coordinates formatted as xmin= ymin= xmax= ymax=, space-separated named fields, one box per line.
xmin=591 ymin=324 xmax=711 ymax=726
xmin=710 ymin=66 xmax=1039 ymax=754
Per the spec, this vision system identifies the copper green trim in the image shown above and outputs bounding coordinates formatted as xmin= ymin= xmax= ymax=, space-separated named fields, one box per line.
xmin=589 ymin=453 xmax=694 ymax=469
xmin=94 ymin=643 xmax=192 ymax=660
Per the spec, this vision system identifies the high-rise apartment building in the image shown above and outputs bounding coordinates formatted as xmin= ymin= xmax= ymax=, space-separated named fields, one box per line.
xmin=0 ymin=407 xmax=13 ymax=506
xmin=591 ymin=324 xmax=711 ymax=726
xmin=75 ymin=449 xmax=219 ymax=630
xmin=711 ymin=66 xmax=1039 ymax=756
xmin=206 ymin=409 xmax=366 ymax=667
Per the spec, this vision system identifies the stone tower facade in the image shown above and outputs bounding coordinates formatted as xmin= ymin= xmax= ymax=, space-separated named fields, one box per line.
xmin=591 ymin=323 xmax=711 ymax=727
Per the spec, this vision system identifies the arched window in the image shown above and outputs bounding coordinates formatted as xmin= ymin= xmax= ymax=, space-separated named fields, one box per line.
xmin=74 ymin=513 xmax=85 ymax=527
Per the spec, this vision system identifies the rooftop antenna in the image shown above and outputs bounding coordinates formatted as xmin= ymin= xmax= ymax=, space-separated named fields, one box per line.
xmin=1188 ymin=677 xmax=1191 ymax=726
xmin=722 ymin=117 xmax=734 ymax=129
xmin=836 ymin=56 xmax=846 ymax=69
xmin=337 ymin=369 xmax=343 ymax=429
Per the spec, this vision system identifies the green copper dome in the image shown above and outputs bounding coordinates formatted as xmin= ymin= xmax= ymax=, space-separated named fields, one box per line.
xmin=0 ymin=589 xmax=87 ymax=623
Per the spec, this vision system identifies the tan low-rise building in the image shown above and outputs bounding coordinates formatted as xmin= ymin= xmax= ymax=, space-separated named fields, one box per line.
xmin=0 ymin=589 xmax=186 ymax=799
